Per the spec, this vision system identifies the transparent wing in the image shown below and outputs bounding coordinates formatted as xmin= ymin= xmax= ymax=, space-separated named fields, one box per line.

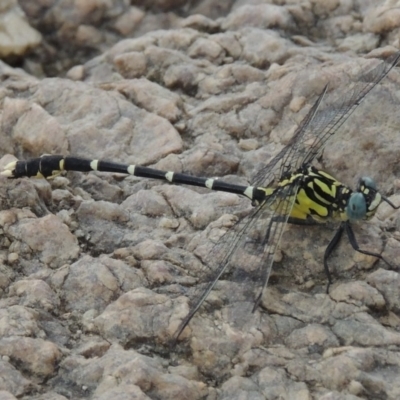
xmin=299 ymin=50 xmax=400 ymax=168
xmin=249 ymin=180 xmax=300 ymax=312
xmin=252 ymin=50 xmax=400 ymax=188
xmin=251 ymin=85 xmax=328 ymax=188
xmin=174 ymin=51 xmax=400 ymax=340
xmin=175 ymin=181 xmax=299 ymax=339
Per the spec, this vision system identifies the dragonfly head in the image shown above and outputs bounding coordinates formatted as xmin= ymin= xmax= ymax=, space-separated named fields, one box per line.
xmin=346 ymin=177 xmax=381 ymax=221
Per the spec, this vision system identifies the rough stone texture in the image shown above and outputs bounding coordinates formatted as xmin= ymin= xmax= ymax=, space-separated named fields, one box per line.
xmin=0 ymin=1 xmax=399 ymax=400
xmin=0 ymin=0 xmax=41 ymax=57
xmin=0 ymin=336 xmax=61 ymax=377
xmin=0 ymin=360 xmax=34 ymax=396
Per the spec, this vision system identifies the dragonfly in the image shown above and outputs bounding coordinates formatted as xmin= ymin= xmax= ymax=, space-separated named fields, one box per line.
xmin=2 ymin=50 xmax=400 ymax=341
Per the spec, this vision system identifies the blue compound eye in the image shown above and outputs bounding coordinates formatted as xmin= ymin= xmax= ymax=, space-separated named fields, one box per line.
xmin=347 ymin=192 xmax=367 ymax=220
xmin=361 ymin=176 xmax=376 ymax=190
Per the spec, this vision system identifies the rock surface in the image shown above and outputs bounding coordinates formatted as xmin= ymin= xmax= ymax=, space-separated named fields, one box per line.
xmin=0 ymin=1 xmax=400 ymax=400
xmin=0 ymin=0 xmax=41 ymax=58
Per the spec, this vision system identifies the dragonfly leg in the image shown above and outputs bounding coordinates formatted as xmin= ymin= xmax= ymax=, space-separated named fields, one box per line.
xmin=263 ymin=216 xmax=319 ymax=246
xmin=323 ymin=223 xmax=344 ymax=293
xmin=262 ymin=216 xmax=281 ymax=246
xmin=344 ymin=221 xmax=395 ymax=269
xmin=286 ymin=217 xmax=321 ymax=226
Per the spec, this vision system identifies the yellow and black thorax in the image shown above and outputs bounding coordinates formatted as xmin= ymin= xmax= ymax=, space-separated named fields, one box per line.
xmin=252 ymin=165 xmax=382 ymax=224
